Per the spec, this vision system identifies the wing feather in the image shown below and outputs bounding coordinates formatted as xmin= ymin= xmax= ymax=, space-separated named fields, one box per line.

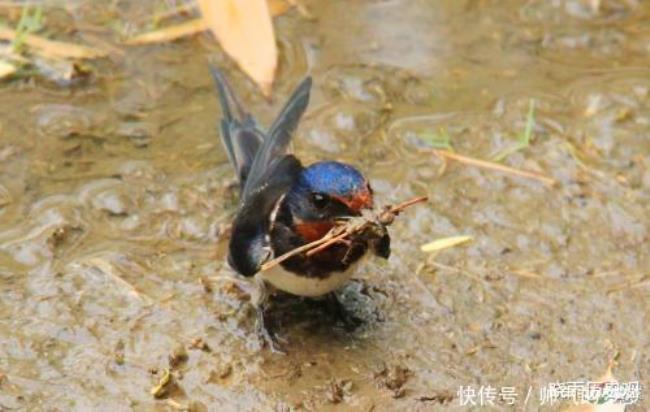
xmin=210 ymin=68 xmax=313 ymax=276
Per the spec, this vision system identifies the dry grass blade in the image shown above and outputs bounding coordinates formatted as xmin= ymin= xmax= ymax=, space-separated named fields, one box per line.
xmin=509 ymin=269 xmax=543 ymax=279
xmin=124 ymin=18 xmax=206 ymax=45
xmin=197 ymin=0 xmax=277 ymax=96
xmin=420 ymin=235 xmax=472 ymax=253
xmin=260 ymin=196 xmax=428 ymax=272
xmin=607 ymin=275 xmax=649 ymax=294
xmin=433 ymin=149 xmax=556 ymax=186
xmin=83 ymin=257 xmax=152 ymax=304
xmin=0 ymin=27 xmax=107 ymax=59
xmin=136 ymin=0 xmax=291 ymax=25
xmin=149 ymin=3 xmax=195 ymax=24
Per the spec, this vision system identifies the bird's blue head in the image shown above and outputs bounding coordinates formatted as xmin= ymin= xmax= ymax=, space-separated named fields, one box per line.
xmin=284 ymin=161 xmax=373 ymax=241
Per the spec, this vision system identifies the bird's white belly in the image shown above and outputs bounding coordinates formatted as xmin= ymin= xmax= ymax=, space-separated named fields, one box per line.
xmin=260 ymin=264 xmax=356 ymax=297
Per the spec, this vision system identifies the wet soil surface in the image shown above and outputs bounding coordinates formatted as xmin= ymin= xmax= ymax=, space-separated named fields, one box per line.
xmin=0 ymin=0 xmax=648 ymax=411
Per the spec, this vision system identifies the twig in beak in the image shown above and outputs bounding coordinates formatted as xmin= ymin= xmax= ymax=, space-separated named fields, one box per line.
xmin=259 ymin=195 xmax=428 ymax=272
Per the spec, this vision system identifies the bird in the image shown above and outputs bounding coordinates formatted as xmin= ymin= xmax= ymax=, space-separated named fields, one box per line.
xmin=210 ymin=67 xmax=390 ymax=351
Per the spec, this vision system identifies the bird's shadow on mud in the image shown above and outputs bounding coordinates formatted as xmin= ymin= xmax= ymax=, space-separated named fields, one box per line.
xmin=264 ymin=280 xmax=387 ymax=345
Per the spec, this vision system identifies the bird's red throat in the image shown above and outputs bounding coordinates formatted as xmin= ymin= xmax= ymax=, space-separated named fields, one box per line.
xmin=294 ymin=221 xmax=335 ymax=242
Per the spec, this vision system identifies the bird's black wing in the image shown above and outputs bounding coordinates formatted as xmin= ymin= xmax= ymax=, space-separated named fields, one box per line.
xmin=210 ymin=66 xmax=265 ymax=187
xmin=228 ymin=154 xmax=303 ymax=276
xmin=211 ymin=70 xmax=312 ymax=276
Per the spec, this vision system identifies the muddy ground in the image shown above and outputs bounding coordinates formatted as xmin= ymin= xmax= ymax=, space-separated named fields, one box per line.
xmin=0 ymin=0 xmax=648 ymax=411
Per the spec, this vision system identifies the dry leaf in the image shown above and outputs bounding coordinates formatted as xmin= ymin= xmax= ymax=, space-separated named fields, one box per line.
xmin=0 ymin=27 xmax=106 ymax=60
xmin=126 ymin=0 xmax=290 ymax=47
xmin=125 ymin=19 xmax=207 ymax=45
xmin=150 ymin=368 xmax=174 ymax=399
xmin=197 ymin=0 xmax=278 ymax=96
xmin=420 ymin=235 xmax=473 ymax=253
xmin=0 ymin=60 xmax=16 ymax=79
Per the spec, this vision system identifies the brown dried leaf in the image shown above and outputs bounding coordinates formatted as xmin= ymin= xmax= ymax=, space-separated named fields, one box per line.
xmin=125 ymin=1 xmax=289 ymax=47
xmin=197 ymin=0 xmax=278 ymax=96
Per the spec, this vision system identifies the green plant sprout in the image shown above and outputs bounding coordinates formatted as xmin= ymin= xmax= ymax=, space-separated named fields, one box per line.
xmin=493 ymin=98 xmax=536 ymax=162
xmin=419 ymin=127 xmax=454 ymax=151
xmin=12 ymin=6 xmax=44 ymax=53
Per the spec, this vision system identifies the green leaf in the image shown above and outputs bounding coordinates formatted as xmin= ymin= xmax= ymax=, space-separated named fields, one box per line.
xmin=492 ymin=98 xmax=536 ymax=162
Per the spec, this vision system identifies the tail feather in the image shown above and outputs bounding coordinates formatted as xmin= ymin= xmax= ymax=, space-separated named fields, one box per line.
xmin=210 ymin=66 xmax=265 ymax=187
xmin=241 ymin=76 xmax=312 ymax=201
xmin=210 ymin=66 xmax=312 ymax=198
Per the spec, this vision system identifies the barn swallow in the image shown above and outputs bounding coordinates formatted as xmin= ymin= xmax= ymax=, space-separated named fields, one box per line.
xmin=210 ymin=68 xmax=390 ymax=351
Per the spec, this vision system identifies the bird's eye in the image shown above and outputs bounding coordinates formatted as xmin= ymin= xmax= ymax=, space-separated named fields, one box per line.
xmin=311 ymin=192 xmax=329 ymax=209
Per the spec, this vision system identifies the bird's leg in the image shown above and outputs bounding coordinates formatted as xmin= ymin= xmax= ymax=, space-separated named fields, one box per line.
xmin=252 ymin=274 xmax=285 ymax=354
xmin=255 ymin=306 xmax=286 ymax=354
xmin=324 ymin=292 xmax=362 ymax=331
